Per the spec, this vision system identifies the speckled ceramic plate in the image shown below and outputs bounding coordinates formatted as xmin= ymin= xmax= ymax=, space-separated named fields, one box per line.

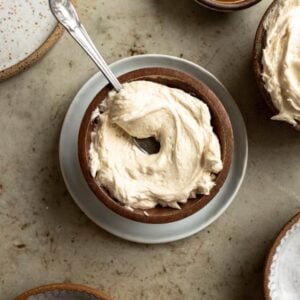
xmin=59 ymin=54 xmax=248 ymax=244
xmin=0 ymin=0 xmax=63 ymax=81
xmin=16 ymin=283 xmax=111 ymax=300
xmin=264 ymin=213 xmax=300 ymax=300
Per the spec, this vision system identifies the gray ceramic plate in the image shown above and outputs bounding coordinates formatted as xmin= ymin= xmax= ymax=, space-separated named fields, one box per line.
xmin=59 ymin=54 xmax=248 ymax=244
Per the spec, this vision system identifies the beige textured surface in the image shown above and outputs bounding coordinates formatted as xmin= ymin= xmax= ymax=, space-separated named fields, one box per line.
xmin=0 ymin=0 xmax=299 ymax=299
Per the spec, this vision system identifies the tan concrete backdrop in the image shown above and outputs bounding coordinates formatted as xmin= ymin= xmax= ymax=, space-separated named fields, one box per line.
xmin=1 ymin=0 xmax=299 ymax=299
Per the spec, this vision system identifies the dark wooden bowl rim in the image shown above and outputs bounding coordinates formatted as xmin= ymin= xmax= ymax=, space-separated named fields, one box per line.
xmin=264 ymin=212 xmax=300 ymax=300
xmin=78 ymin=67 xmax=233 ymax=224
xmin=15 ymin=283 xmax=112 ymax=300
xmin=196 ymin=0 xmax=261 ymax=11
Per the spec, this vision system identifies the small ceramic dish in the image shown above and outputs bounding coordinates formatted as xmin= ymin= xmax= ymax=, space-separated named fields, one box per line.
xmin=78 ymin=67 xmax=233 ymax=224
xmin=0 ymin=1 xmax=61 ymax=81
xmin=195 ymin=0 xmax=261 ymax=12
xmin=16 ymin=283 xmax=112 ymax=300
xmin=264 ymin=213 xmax=300 ymax=300
xmin=253 ymin=0 xmax=300 ymax=131
xmin=60 ymin=54 xmax=248 ymax=243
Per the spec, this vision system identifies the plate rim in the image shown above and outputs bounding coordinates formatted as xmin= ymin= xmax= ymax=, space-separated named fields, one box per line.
xmin=264 ymin=212 xmax=300 ymax=300
xmin=0 ymin=0 xmax=77 ymax=82
xmin=0 ymin=23 xmax=64 ymax=82
xmin=59 ymin=54 xmax=248 ymax=244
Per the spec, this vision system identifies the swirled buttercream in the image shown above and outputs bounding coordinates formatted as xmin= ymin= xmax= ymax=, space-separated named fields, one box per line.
xmin=262 ymin=0 xmax=300 ymax=126
xmin=89 ymin=80 xmax=223 ymax=209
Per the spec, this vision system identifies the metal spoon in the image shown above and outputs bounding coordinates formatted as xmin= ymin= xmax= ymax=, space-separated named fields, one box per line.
xmin=49 ymin=0 xmax=159 ymax=154
xmin=49 ymin=0 xmax=122 ymax=91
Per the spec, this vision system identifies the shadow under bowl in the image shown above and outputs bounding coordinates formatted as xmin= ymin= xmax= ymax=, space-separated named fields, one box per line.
xmin=78 ymin=67 xmax=233 ymax=224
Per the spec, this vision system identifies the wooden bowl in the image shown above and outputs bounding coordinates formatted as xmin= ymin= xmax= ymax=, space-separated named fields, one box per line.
xmin=253 ymin=0 xmax=300 ymax=131
xmin=195 ymin=0 xmax=261 ymax=12
xmin=16 ymin=283 xmax=112 ymax=300
xmin=78 ymin=67 xmax=233 ymax=224
xmin=264 ymin=212 xmax=300 ymax=300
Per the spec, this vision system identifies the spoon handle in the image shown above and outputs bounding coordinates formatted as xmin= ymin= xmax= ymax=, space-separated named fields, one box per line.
xmin=49 ymin=0 xmax=123 ymax=92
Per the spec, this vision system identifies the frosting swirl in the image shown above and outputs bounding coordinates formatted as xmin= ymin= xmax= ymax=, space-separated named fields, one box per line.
xmin=89 ymin=80 xmax=223 ymax=209
xmin=262 ymin=0 xmax=300 ymax=126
